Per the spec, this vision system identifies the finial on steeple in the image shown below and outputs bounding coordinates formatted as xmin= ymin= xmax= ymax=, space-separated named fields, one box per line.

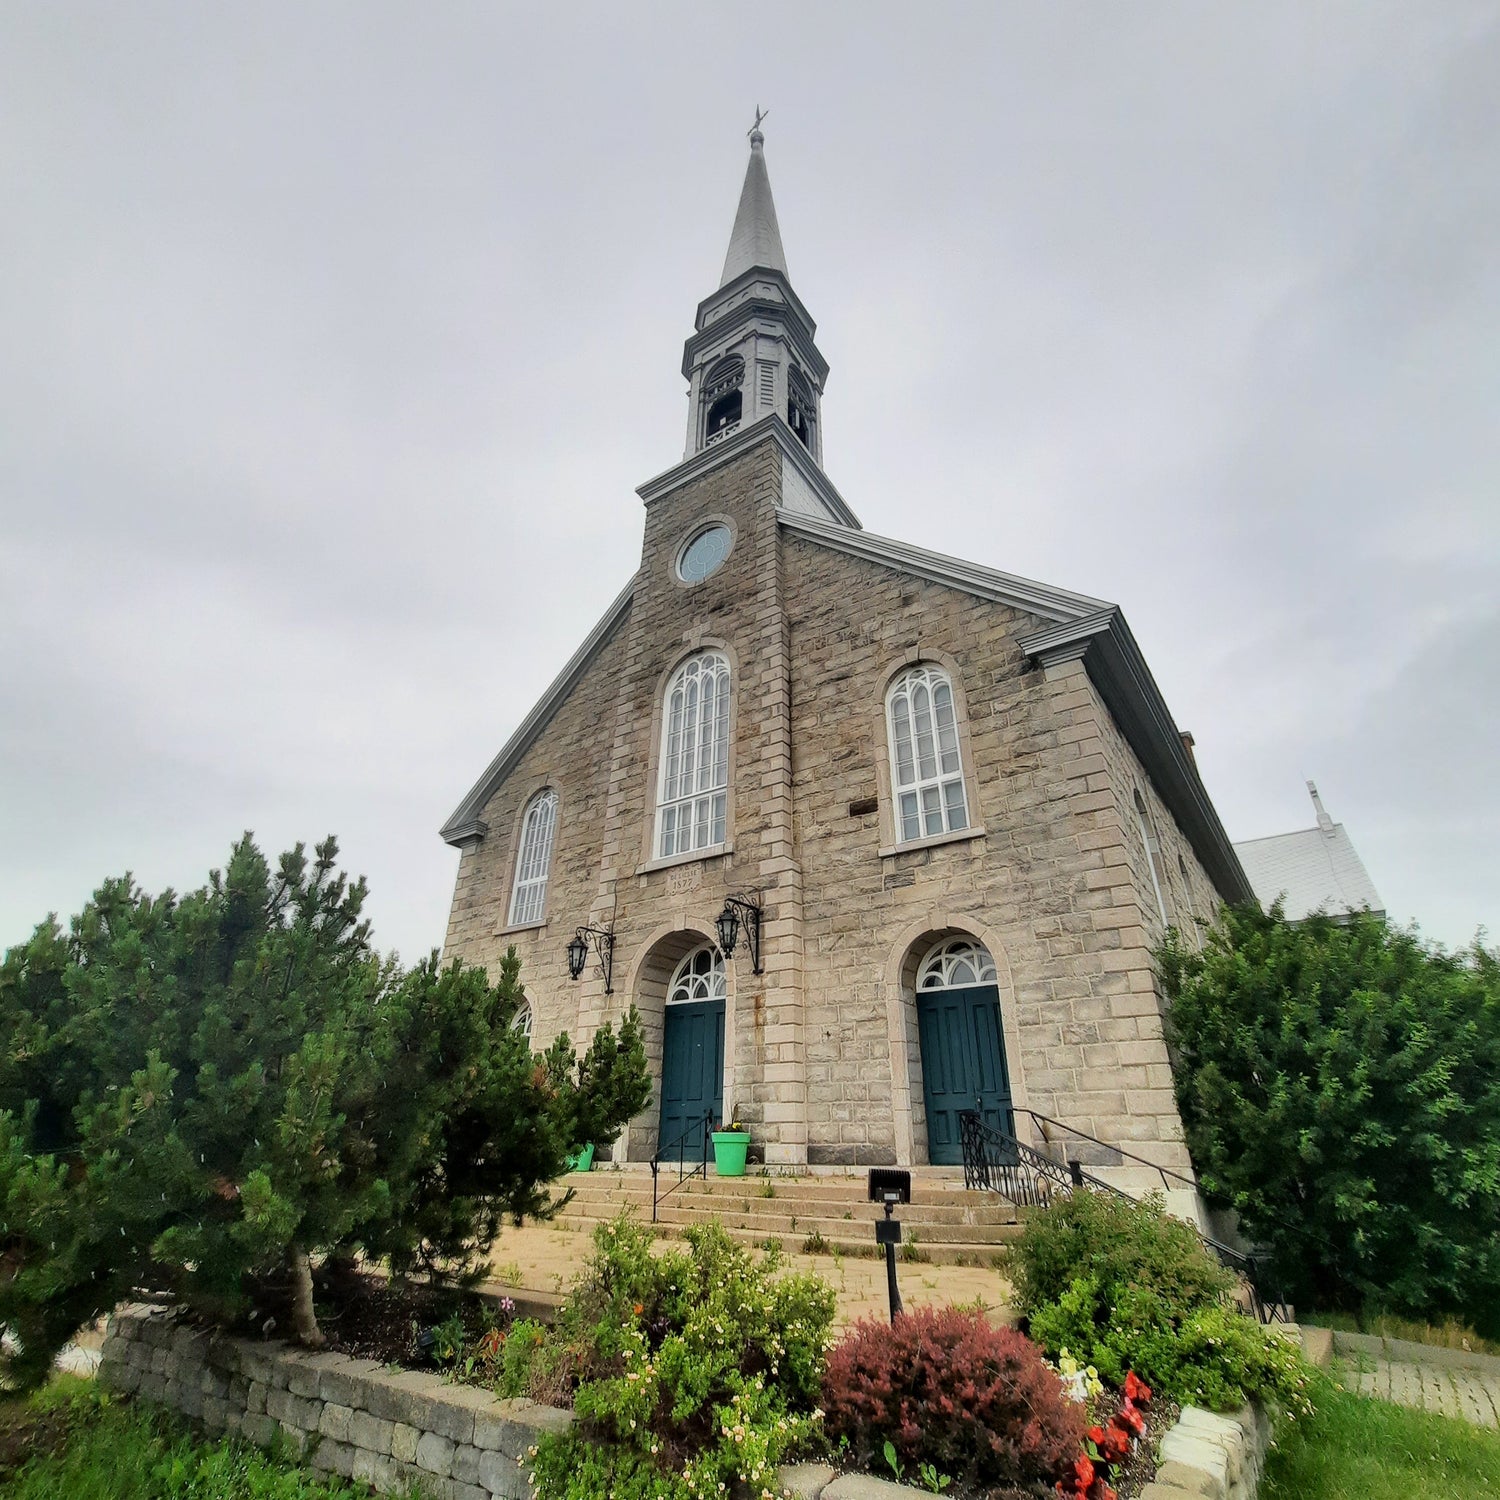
xmin=749 ymin=105 xmax=769 ymax=146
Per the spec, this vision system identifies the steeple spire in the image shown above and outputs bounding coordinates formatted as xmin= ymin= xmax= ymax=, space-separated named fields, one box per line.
xmin=719 ymin=119 xmax=788 ymax=286
xmin=680 ymin=120 xmax=828 ymax=469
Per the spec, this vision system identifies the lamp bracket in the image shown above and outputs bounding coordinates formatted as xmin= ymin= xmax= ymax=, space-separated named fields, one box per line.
xmin=719 ymin=892 xmax=764 ymax=976
xmin=571 ymin=922 xmax=616 ymax=994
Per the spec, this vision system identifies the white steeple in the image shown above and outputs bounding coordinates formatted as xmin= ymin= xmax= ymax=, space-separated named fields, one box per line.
xmin=720 ymin=124 xmax=788 ymax=285
xmin=681 ymin=121 xmax=829 ymax=466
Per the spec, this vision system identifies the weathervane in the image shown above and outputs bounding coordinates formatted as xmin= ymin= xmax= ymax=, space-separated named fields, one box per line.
xmin=750 ymin=105 xmax=769 ymax=136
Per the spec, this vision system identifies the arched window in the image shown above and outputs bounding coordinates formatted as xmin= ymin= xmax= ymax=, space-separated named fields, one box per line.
xmin=703 ymin=356 xmax=744 ymax=446
xmin=1134 ymin=789 xmax=1169 ymax=928
xmin=668 ymin=944 xmax=727 ymax=1003
xmin=787 ymin=366 xmax=816 ymax=451
xmin=916 ymin=937 xmax=997 ymax=989
xmin=507 ymin=789 xmax=558 ymax=926
xmin=510 ymin=1000 xmax=533 ymax=1046
xmin=656 ymin=651 xmax=731 ymax=858
xmin=887 ymin=664 xmax=969 ymax=842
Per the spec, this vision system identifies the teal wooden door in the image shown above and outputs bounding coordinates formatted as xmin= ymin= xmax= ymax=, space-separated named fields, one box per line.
xmin=916 ymin=984 xmax=1013 ymax=1165
xmin=659 ymin=999 xmax=725 ymax=1160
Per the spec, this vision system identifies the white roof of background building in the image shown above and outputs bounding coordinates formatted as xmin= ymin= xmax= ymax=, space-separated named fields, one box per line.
xmin=1232 ymin=783 xmax=1385 ymax=920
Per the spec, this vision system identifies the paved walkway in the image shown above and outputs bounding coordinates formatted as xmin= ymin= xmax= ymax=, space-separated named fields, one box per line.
xmin=481 ymin=1217 xmax=1016 ymax=1328
xmin=1333 ymin=1331 xmax=1500 ymax=1427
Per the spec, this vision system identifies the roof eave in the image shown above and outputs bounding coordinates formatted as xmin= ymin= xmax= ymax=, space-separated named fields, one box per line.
xmin=779 ymin=512 xmax=1109 ymax=623
xmin=1020 ymin=612 xmax=1257 ymax=905
xmin=439 ymin=579 xmax=636 ymax=847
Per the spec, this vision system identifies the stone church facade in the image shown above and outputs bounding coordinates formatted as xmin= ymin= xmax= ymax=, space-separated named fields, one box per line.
xmin=440 ymin=129 xmax=1255 ymax=1188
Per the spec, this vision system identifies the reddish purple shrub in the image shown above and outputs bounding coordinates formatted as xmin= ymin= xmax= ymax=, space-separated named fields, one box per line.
xmin=821 ymin=1306 xmax=1088 ymax=1489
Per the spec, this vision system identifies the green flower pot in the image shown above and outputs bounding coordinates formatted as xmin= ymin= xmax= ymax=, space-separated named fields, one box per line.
xmin=566 ymin=1142 xmax=595 ymax=1173
xmin=711 ymin=1131 xmax=750 ymax=1177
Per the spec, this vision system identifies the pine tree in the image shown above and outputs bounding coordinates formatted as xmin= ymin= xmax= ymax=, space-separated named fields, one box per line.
xmin=0 ymin=834 xmax=651 ymax=1384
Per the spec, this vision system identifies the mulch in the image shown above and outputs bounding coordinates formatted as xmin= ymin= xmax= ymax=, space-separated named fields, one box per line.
xmin=193 ymin=1266 xmax=496 ymax=1369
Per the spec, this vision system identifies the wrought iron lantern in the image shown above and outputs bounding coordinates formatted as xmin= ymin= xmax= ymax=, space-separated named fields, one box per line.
xmin=566 ymin=923 xmax=615 ymax=993
xmin=714 ymin=893 xmax=764 ymax=975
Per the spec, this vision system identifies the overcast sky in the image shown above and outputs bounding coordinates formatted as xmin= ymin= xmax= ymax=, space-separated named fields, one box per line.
xmin=3 ymin=3 xmax=1497 ymax=963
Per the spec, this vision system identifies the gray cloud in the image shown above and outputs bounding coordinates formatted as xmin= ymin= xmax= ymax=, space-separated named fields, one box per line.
xmin=3 ymin=2 xmax=1496 ymax=959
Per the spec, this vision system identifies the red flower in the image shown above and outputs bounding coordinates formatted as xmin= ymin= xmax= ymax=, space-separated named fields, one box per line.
xmin=1087 ymin=1425 xmax=1106 ymax=1446
xmin=1118 ymin=1401 xmax=1146 ymax=1435
xmin=1124 ymin=1371 xmax=1153 ymax=1404
xmin=1072 ymin=1456 xmax=1095 ymax=1488
xmin=1100 ymin=1423 xmax=1131 ymax=1462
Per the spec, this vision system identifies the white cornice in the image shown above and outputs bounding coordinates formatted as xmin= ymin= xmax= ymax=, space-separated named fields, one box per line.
xmin=636 ymin=415 xmax=862 ymax=529
xmin=779 ymin=513 xmax=1109 ymax=624
xmin=439 ymin=579 xmax=636 ymax=847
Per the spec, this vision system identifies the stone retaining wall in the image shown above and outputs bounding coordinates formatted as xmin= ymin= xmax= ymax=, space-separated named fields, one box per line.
xmin=101 ymin=1305 xmax=1270 ymax=1500
xmin=100 ymin=1305 xmax=570 ymax=1500
xmin=1142 ymin=1402 xmax=1270 ymax=1500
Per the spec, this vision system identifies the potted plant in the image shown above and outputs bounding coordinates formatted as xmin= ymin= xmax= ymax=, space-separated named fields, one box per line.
xmin=711 ymin=1116 xmax=751 ymax=1177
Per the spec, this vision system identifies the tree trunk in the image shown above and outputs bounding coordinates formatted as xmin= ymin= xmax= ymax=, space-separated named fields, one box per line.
xmin=289 ymin=1243 xmax=325 ymax=1348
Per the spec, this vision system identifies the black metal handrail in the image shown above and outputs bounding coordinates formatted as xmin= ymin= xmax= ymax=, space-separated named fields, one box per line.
xmin=650 ymin=1113 xmax=712 ymax=1223
xmin=1017 ymin=1108 xmax=1202 ymax=1196
xmin=959 ymin=1111 xmax=1117 ymax=1205
xmin=958 ymin=1110 xmax=1290 ymax=1325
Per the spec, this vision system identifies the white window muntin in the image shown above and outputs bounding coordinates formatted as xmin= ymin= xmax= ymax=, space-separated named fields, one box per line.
xmin=887 ymin=665 xmax=969 ymax=843
xmin=510 ymin=1000 xmax=533 ymax=1045
xmin=1134 ymin=789 xmax=1170 ymax=929
xmin=668 ymin=944 xmax=727 ymax=1004
xmin=656 ymin=651 xmax=730 ymax=858
xmin=916 ymin=937 xmax=997 ymax=990
xmin=507 ymin=790 xmax=558 ymax=926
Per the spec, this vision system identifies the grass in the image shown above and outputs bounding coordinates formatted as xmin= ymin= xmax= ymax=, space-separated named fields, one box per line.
xmin=0 ymin=1377 xmax=417 ymax=1500
xmin=1262 ymin=1374 xmax=1500 ymax=1500
xmin=1307 ymin=1309 xmax=1500 ymax=1357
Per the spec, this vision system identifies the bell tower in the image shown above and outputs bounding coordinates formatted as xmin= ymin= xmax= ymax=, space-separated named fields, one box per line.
xmin=682 ymin=122 xmax=829 ymax=465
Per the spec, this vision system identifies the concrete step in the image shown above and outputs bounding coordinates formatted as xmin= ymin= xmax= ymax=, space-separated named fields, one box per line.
xmin=552 ymin=1210 xmax=1016 ymax=1268
xmin=561 ymin=1186 xmax=1018 ymax=1231
xmin=560 ymin=1171 xmax=990 ymax=1214
xmin=645 ymin=1200 xmax=1020 ymax=1248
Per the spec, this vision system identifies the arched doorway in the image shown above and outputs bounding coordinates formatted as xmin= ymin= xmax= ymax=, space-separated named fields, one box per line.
xmin=659 ymin=944 xmax=726 ymax=1159
xmin=915 ymin=937 xmax=1014 ymax=1164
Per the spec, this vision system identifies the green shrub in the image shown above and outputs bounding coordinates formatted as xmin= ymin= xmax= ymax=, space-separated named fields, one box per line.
xmin=515 ymin=1214 xmax=836 ymax=1500
xmin=1161 ymin=906 xmax=1500 ymax=1333
xmin=1018 ymin=1192 xmax=1313 ymax=1414
xmin=1013 ymin=1188 xmax=1233 ymax=1320
xmin=1030 ymin=1278 xmax=1313 ymax=1413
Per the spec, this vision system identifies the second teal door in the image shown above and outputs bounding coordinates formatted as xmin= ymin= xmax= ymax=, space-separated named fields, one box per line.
xmin=917 ymin=984 xmax=1013 ymax=1165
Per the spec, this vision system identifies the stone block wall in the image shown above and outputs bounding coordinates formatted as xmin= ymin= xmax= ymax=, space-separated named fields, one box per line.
xmin=437 ymin=428 xmax=1232 ymax=1177
xmin=100 ymin=1305 xmax=571 ymax=1500
xmin=1144 ymin=1402 xmax=1271 ymax=1500
xmin=101 ymin=1306 xmax=1271 ymax=1500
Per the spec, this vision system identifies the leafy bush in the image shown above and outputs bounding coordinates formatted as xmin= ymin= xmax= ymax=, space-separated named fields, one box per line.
xmin=508 ymin=1215 xmax=836 ymax=1500
xmin=1031 ymin=1277 xmax=1312 ymax=1414
xmin=1018 ymin=1192 xmax=1312 ymax=1414
xmin=0 ymin=834 xmax=651 ymax=1384
xmin=1160 ymin=906 xmax=1500 ymax=1333
xmin=1013 ymin=1187 xmax=1233 ymax=1321
xmin=821 ymin=1306 xmax=1088 ymax=1490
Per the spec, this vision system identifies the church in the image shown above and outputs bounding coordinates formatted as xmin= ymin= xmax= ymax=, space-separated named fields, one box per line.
xmin=439 ymin=127 xmax=1256 ymax=1191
